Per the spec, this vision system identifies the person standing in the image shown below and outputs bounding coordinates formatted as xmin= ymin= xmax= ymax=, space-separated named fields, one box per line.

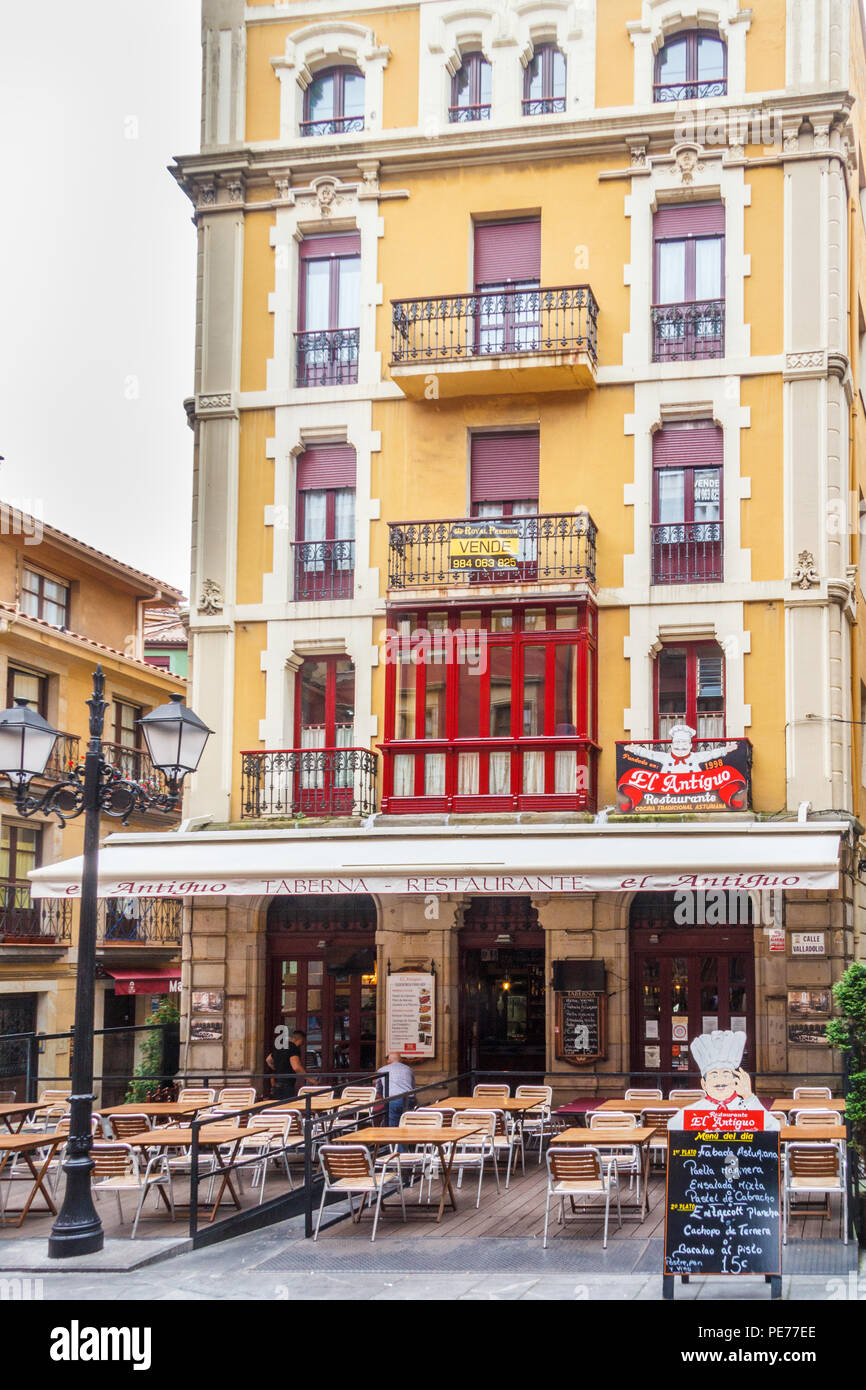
xmin=266 ymin=1027 xmax=307 ymax=1100
xmin=378 ymin=1052 xmax=416 ymax=1126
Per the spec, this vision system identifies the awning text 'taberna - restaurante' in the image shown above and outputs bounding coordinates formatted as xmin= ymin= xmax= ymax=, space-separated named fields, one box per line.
xmin=27 ymin=822 xmax=846 ymax=899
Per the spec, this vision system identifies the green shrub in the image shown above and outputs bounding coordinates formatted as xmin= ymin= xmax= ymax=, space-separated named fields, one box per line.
xmin=124 ymin=999 xmax=180 ymax=1103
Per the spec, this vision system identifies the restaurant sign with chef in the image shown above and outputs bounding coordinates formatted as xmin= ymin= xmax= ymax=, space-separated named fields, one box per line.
xmin=616 ymin=726 xmax=752 ymax=813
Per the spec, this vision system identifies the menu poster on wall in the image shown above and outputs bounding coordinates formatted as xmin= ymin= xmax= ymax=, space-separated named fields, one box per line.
xmin=386 ymin=973 xmax=435 ymax=1058
xmin=555 ymin=990 xmax=606 ymax=1065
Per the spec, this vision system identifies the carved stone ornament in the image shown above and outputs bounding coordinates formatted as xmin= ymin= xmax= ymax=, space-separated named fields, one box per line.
xmin=225 ymin=179 xmax=245 ymax=204
xmin=793 ymin=551 xmax=820 ymax=590
xmin=274 ymin=178 xmax=292 ymax=202
xmin=673 ymin=143 xmax=704 ymax=185
xmin=198 ymin=579 xmax=224 ymax=615
xmin=317 ymin=181 xmax=338 ymax=215
xmin=197 ymin=182 xmax=216 ymax=208
xmin=782 ymin=125 xmax=800 ymax=154
xmin=629 ymin=143 xmax=647 ymax=169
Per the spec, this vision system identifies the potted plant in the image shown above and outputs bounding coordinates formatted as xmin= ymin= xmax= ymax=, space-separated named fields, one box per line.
xmin=825 ymin=962 xmax=866 ymax=1242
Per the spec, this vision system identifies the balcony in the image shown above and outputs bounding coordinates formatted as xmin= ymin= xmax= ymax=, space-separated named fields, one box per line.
xmin=295 ymin=328 xmax=359 ymax=388
xmin=382 ymin=739 xmax=598 ymax=814
xmin=390 ymin=285 xmax=598 ymax=397
xmin=653 ymin=80 xmax=727 ymax=102
xmin=299 ymin=116 xmax=364 ymax=137
xmin=101 ymin=742 xmax=180 ymax=822
xmin=293 ymin=540 xmax=355 ymax=601
xmin=0 ymin=895 xmax=71 ymax=945
xmin=42 ymin=732 xmax=80 ymax=781
xmin=651 ymin=300 xmax=725 ymax=363
xmin=97 ymin=897 xmax=182 ymax=946
xmin=388 ymin=513 xmax=596 ymax=593
xmin=240 ymin=748 xmax=378 ymax=820
xmin=652 ymin=522 xmax=723 ymax=585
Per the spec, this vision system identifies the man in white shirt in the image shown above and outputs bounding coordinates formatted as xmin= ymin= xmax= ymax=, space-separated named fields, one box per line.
xmin=378 ymin=1052 xmax=416 ymax=1126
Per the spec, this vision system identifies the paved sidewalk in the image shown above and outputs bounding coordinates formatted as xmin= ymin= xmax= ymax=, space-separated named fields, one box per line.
xmin=2 ymin=1214 xmax=862 ymax=1300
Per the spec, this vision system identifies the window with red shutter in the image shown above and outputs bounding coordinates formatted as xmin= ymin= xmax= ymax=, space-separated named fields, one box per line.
xmin=473 ymin=221 xmax=542 ymax=353
xmin=652 ymin=423 xmax=723 ymax=584
xmin=655 ymin=642 xmax=725 ymax=740
xmin=295 ymin=445 xmax=356 ymax=600
xmin=652 ymin=204 xmax=725 ymax=362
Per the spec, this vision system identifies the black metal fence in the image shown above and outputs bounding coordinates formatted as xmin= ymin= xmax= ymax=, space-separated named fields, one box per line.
xmin=0 ymin=896 xmax=72 ymax=943
xmin=651 ymin=521 xmax=723 ymax=584
xmin=295 ymin=328 xmax=360 ymax=387
xmin=391 ymin=285 xmax=599 ymax=367
xmin=240 ymin=747 xmax=379 ymax=819
xmin=387 ymin=512 xmax=597 ymax=590
xmin=292 ymin=539 xmax=355 ymax=600
xmin=651 ymin=299 xmax=725 ymax=361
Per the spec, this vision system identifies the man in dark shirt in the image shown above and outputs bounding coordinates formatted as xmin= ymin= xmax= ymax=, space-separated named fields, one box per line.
xmin=266 ymin=1027 xmax=307 ymax=1099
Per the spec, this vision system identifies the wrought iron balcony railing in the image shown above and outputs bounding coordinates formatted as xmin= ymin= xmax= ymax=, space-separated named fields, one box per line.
xmin=448 ymin=104 xmax=491 ymax=122
xmin=299 ymin=116 xmax=364 ymax=137
xmin=41 ymin=733 xmax=80 ymax=780
xmin=241 ymin=748 xmax=379 ymax=820
xmin=0 ymin=893 xmax=72 ymax=944
xmin=651 ymin=299 xmax=725 ymax=362
xmin=97 ymin=897 xmax=182 ymax=945
xmin=295 ymin=328 xmax=360 ymax=387
xmin=388 ymin=512 xmax=597 ymax=590
xmin=522 ymin=97 xmax=566 ymax=115
xmin=293 ymin=540 xmax=355 ymax=601
xmin=653 ymin=80 xmax=727 ymax=102
xmin=391 ymin=285 xmax=598 ymax=367
xmin=652 ymin=521 xmax=723 ymax=584
xmin=101 ymin=742 xmax=158 ymax=786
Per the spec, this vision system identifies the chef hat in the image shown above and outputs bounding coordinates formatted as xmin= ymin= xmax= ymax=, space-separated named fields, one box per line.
xmin=690 ymin=1029 xmax=746 ymax=1076
xmin=668 ymin=723 xmax=696 ymax=742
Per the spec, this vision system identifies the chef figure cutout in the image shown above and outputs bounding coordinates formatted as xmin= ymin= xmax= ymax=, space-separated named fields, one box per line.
xmin=630 ymin=723 xmax=740 ymax=775
xmin=667 ymin=1028 xmax=779 ymax=1130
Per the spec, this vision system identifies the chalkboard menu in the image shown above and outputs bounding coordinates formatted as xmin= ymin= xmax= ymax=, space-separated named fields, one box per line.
xmin=665 ymin=1132 xmax=781 ymax=1277
xmin=554 ymin=990 xmax=606 ymax=1065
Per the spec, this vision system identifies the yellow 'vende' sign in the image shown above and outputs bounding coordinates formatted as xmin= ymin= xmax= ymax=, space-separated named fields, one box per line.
xmin=448 ymin=520 xmax=521 ymax=571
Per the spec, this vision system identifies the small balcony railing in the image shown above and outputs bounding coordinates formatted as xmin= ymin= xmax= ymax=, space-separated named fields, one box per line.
xmin=97 ymin=897 xmax=182 ymax=945
xmin=391 ymin=285 xmax=598 ymax=367
xmin=293 ymin=540 xmax=355 ymax=601
xmin=448 ymin=104 xmax=491 ymax=122
xmin=240 ymin=748 xmax=378 ymax=819
xmin=0 ymin=893 xmax=72 ymax=944
xmin=295 ymin=328 xmax=360 ymax=387
xmin=102 ymin=742 xmax=158 ymax=785
xmin=652 ymin=299 xmax=725 ymax=362
xmin=522 ymin=97 xmax=566 ymax=115
xmin=652 ymin=522 xmax=723 ymax=584
xmin=653 ymin=80 xmax=727 ymax=102
xmin=388 ymin=512 xmax=597 ymax=590
xmin=41 ymin=732 xmax=80 ymax=780
xmin=299 ymin=116 xmax=364 ymax=137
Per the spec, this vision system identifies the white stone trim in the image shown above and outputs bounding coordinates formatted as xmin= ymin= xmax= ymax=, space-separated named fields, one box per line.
xmin=623 ymin=602 xmax=751 ymax=739
xmin=203 ymin=20 xmax=247 ymax=149
xmin=628 ymin=0 xmax=752 ymax=106
xmin=786 ymin=0 xmax=848 ymax=92
xmin=271 ymin=21 xmax=391 ymax=141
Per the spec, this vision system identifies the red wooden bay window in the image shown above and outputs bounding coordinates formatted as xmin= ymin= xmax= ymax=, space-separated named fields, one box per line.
xmin=382 ymin=602 xmax=598 ymax=812
xmin=652 ymin=423 xmax=723 ymax=583
xmin=295 ymin=444 xmax=356 ymax=600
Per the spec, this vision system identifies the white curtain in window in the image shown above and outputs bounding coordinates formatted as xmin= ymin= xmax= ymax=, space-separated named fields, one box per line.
xmin=554 ymin=750 xmax=578 ymax=794
xmin=457 ymin=753 xmax=479 ymax=796
xmin=302 ymin=491 xmax=327 ymax=570
xmin=393 ymin=754 xmax=415 ymax=797
xmin=334 ymin=489 xmax=355 ymax=570
xmin=658 ymin=241 xmax=686 ymax=304
xmin=300 ymin=724 xmax=325 ymax=789
xmin=489 ymin=751 xmax=511 ymax=796
xmin=522 ymin=751 xmax=545 ymax=794
xmin=424 ymin=754 xmax=446 ymax=796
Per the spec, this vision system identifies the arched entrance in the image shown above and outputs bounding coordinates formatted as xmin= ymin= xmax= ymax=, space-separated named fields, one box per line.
xmin=266 ymin=896 xmax=377 ymax=1074
xmin=629 ymin=892 xmax=756 ymax=1080
xmin=459 ymin=897 xmax=545 ymax=1075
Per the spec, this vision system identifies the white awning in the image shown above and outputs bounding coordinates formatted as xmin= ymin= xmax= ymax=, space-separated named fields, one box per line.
xmin=28 ymin=821 xmax=845 ymax=898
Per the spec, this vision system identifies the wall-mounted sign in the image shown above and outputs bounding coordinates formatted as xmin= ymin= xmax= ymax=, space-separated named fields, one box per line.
xmin=448 ymin=519 xmax=520 ymax=573
xmin=555 ymin=989 xmax=606 ymax=1065
xmin=768 ymin=928 xmax=786 ymax=952
xmin=787 ymin=989 xmax=831 ymax=1018
xmin=616 ymin=730 xmax=751 ymax=813
xmin=787 ymin=1021 xmax=829 ymax=1047
xmin=191 ymin=989 xmax=224 ymax=1015
xmin=190 ymin=1018 xmax=223 ymax=1042
xmin=791 ymin=932 xmax=826 ymax=955
xmin=386 ymin=972 xmax=434 ymax=1057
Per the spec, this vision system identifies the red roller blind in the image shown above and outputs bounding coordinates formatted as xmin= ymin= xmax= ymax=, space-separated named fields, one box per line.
xmin=653 ymin=203 xmax=725 ymax=238
xmin=299 ymin=232 xmax=361 ymax=259
xmin=471 ymin=432 xmax=540 ymax=502
xmin=653 ymin=424 xmax=723 ymax=467
xmin=297 ymin=444 xmax=357 ymax=489
xmin=474 ymin=219 xmax=541 ymax=285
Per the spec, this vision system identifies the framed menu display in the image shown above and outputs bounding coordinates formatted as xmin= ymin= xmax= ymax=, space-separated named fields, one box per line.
xmin=386 ymin=972 xmax=435 ymax=1058
xmin=554 ymin=990 xmax=606 ymax=1065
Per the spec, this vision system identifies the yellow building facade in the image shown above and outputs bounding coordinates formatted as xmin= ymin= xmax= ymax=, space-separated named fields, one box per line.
xmin=0 ymin=515 xmax=186 ymax=1101
xmin=39 ymin=0 xmax=866 ymax=1101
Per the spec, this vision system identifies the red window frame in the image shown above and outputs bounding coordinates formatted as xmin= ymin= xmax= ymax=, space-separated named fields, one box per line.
xmin=382 ymin=602 xmax=598 ymax=812
xmin=301 ymin=66 xmax=365 ymax=135
xmin=653 ymin=641 xmax=726 ymax=738
xmin=295 ymin=486 xmax=356 ymax=600
xmin=297 ymin=235 xmax=360 ymax=387
xmin=652 ymin=428 xmax=723 ymax=584
xmin=522 ymin=44 xmax=566 ymax=114
xmin=294 ymin=656 xmax=355 ymax=750
xmin=653 ymin=31 xmax=728 ymax=100
xmin=450 ymin=51 xmax=492 ymax=122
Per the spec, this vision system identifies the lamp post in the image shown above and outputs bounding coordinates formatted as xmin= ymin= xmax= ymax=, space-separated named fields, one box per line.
xmin=0 ymin=665 xmax=211 ymax=1257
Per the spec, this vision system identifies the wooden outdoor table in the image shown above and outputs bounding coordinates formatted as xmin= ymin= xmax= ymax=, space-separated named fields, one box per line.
xmin=595 ymin=1098 xmax=686 ymax=1114
xmin=780 ymin=1124 xmax=847 ymax=1143
xmin=333 ymin=1125 xmax=483 ymax=1224
xmin=771 ymin=1097 xmax=846 ymax=1114
xmin=431 ymin=1096 xmax=545 ymax=1112
xmin=97 ymin=1102 xmax=206 ymax=1124
xmin=122 ymin=1125 xmax=249 ymax=1222
xmin=551 ymin=1126 xmax=656 ymax=1220
xmin=0 ymin=1131 xmax=66 ymax=1226
xmin=0 ymin=1101 xmax=55 ymax=1134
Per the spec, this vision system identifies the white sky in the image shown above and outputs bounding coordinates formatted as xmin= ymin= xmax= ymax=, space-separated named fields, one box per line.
xmin=0 ymin=2 xmax=202 ymax=594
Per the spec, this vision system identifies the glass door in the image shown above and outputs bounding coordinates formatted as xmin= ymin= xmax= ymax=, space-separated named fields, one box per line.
xmin=631 ymin=943 xmax=755 ymax=1079
xmin=268 ymin=954 xmax=375 ymax=1076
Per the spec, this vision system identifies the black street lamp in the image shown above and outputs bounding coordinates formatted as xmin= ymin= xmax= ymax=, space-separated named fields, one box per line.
xmin=0 ymin=665 xmax=211 ymax=1258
